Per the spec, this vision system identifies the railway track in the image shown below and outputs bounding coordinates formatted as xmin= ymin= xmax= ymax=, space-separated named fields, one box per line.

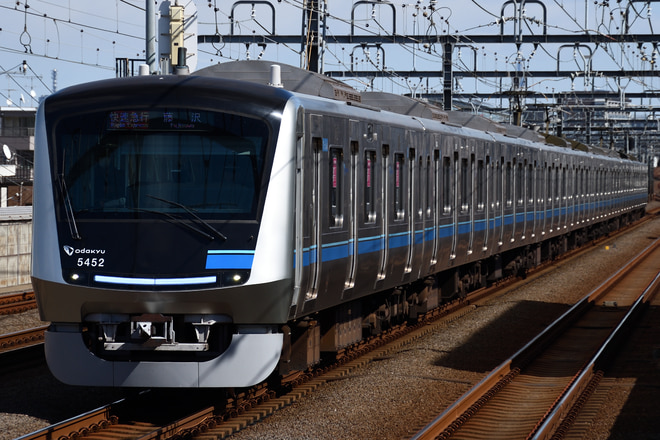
xmin=410 ymin=237 xmax=660 ymax=440
xmin=14 ymin=241 xmax=640 ymax=440
xmin=0 ymin=289 xmax=45 ymax=354
xmin=0 ymin=290 xmax=36 ymax=315
xmin=12 ymin=216 xmax=658 ymax=440
xmin=15 ymin=291 xmax=484 ymax=440
xmin=0 ymin=325 xmax=47 ymax=353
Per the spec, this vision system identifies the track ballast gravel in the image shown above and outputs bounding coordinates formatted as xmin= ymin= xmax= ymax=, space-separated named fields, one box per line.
xmin=1 ymin=217 xmax=659 ymax=440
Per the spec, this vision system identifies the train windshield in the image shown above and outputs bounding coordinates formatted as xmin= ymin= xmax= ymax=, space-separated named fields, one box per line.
xmin=54 ymin=108 xmax=270 ymax=220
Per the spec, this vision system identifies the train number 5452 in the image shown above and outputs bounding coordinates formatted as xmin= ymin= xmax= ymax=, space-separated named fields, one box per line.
xmin=77 ymin=258 xmax=105 ymax=267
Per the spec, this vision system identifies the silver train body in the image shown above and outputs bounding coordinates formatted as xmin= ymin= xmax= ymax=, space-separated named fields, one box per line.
xmin=32 ymin=61 xmax=648 ymax=387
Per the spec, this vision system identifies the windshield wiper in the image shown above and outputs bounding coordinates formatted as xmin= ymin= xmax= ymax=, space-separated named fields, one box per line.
xmin=59 ymin=175 xmax=81 ymax=240
xmin=146 ymin=195 xmax=227 ymax=241
xmin=131 ymin=207 xmax=216 ymax=241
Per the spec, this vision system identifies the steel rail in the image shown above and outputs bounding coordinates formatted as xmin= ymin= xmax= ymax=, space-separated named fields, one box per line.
xmin=410 ymin=237 xmax=660 ymax=440
xmin=0 ymin=325 xmax=47 ymax=353
xmin=0 ymin=291 xmax=36 ymax=315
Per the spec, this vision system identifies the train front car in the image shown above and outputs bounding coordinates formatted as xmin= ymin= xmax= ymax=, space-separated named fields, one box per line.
xmin=32 ymin=75 xmax=298 ymax=387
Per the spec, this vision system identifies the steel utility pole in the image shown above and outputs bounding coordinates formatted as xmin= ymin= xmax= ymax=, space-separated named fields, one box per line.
xmin=302 ymin=0 xmax=326 ymax=73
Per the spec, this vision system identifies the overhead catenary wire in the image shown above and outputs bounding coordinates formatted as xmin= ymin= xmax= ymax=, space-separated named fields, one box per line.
xmin=0 ymin=0 xmax=656 ymax=111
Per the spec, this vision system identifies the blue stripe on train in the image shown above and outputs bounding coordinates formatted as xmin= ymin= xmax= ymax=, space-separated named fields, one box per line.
xmin=206 ymin=250 xmax=255 ymax=269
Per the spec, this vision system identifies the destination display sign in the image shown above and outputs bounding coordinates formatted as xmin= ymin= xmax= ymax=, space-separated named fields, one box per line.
xmin=107 ymin=109 xmax=213 ymax=131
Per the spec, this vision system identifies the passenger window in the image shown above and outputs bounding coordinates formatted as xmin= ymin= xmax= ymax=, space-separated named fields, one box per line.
xmin=329 ymin=147 xmax=343 ymax=228
xmin=505 ymin=161 xmax=512 ymax=208
xmin=426 ymin=156 xmax=433 ymax=218
xmin=517 ymin=161 xmax=524 ymax=206
xmin=496 ymin=157 xmax=504 ymax=210
xmin=364 ymin=150 xmax=376 ymax=223
xmin=394 ymin=153 xmax=405 ymax=221
xmin=528 ymin=163 xmax=534 ymax=205
xmin=443 ymin=156 xmax=451 ymax=214
xmin=477 ymin=159 xmax=485 ymax=211
xmin=418 ymin=155 xmax=424 ymax=219
xmin=461 ymin=157 xmax=469 ymax=212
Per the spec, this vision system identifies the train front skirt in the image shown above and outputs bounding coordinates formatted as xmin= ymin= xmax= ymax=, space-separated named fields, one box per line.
xmin=44 ymin=325 xmax=283 ymax=387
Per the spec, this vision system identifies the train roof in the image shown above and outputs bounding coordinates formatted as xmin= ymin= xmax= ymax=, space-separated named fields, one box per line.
xmin=195 ymin=61 xmax=635 ymax=162
xmin=196 ymin=61 xmax=360 ymax=104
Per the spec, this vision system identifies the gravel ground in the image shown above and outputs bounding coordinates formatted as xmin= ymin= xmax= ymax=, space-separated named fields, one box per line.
xmin=0 ymin=307 xmax=43 ymax=335
xmin=577 ymin=286 xmax=660 ymax=440
xmin=1 ymin=216 xmax=659 ymax=440
xmin=228 ymin=217 xmax=660 ymax=440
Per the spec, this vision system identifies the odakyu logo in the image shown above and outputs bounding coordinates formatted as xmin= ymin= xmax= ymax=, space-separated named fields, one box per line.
xmin=63 ymin=245 xmax=106 ymax=257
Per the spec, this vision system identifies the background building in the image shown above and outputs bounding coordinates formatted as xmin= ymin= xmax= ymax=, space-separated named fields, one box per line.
xmin=0 ymin=106 xmax=35 ymax=207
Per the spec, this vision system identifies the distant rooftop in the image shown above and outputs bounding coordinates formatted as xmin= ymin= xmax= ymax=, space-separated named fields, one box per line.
xmin=0 ymin=206 xmax=32 ymax=221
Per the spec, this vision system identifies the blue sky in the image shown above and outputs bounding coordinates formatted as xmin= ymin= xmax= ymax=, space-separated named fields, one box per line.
xmin=1 ymin=0 xmax=657 ymax=108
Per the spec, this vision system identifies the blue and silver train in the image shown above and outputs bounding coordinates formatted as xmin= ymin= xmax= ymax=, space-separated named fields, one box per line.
xmin=31 ymin=61 xmax=648 ymax=387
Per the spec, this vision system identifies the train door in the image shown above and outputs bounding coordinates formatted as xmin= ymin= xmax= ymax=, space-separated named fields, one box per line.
xmin=570 ymin=164 xmax=577 ymax=228
xmin=473 ymin=153 xmax=488 ymax=252
xmin=600 ymin=168 xmax=605 ymax=219
xmin=481 ymin=150 xmax=491 ymax=253
xmin=293 ymin=107 xmax=306 ymax=312
xmin=437 ymin=143 xmax=454 ymax=266
xmin=568 ymin=161 xmax=576 ymax=229
xmin=451 ymin=150 xmax=459 ymax=260
xmin=557 ymin=160 xmax=564 ymax=232
xmin=519 ymin=158 xmax=527 ymax=241
xmin=582 ymin=165 xmax=590 ymax=224
xmin=555 ymin=161 xmax=562 ymax=232
xmin=406 ymin=145 xmax=416 ymax=275
xmin=486 ymin=142 xmax=500 ymax=252
xmin=502 ymin=149 xmax=514 ymax=246
xmin=466 ymin=142 xmax=476 ymax=256
xmin=471 ymin=143 xmax=488 ymax=256
xmin=321 ymin=119 xmax=351 ymax=302
xmin=419 ymin=152 xmax=434 ymax=276
xmin=531 ymin=159 xmax=538 ymax=238
xmin=614 ymin=167 xmax=620 ymax=216
xmin=605 ymin=168 xmax=612 ymax=219
xmin=296 ymin=114 xmax=353 ymax=313
xmin=385 ymin=128 xmax=409 ymax=281
xmin=453 ymin=142 xmax=472 ymax=263
xmin=587 ymin=166 xmax=593 ymax=223
xmin=580 ymin=165 xmax=586 ymax=224
xmin=593 ymin=168 xmax=599 ymax=221
xmin=346 ymin=121 xmax=360 ymax=291
xmin=552 ymin=162 xmax=558 ymax=233
xmin=578 ymin=166 xmax=585 ymax=225
xmin=542 ymin=161 xmax=549 ymax=234
xmin=511 ymin=156 xmax=519 ymax=243
xmin=495 ymin=154 xmax=505 ymax=247
xmin=301 ymin=114 xmax=324 ymax=304
xmin=543 ymin=162 xmax=553 ymax=232
xmin=561 ymin=164 xmax=568 ymax=231
xmin=429 ymin=146 xmax=440 ymax=269
xmin=525 ymin=159 xmax=533 ymax=240
xmin=377 ymin=142 xmax=389 ymax=283
xmin=554 ymin=163 xmax=561 ymax=232
xmin=547 ymin=162 xmax=553 ymax=233
xmin=349 ymin=121 xmax=383 ymax=294
xmin=461 ymin=153 xmax=471 ymax=258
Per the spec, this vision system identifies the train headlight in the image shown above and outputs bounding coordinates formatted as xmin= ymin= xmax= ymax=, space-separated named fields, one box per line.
xmin=66 ymin=271 xmax=87 ymax=284
xmin=222 ymin=270 xmax=250 ymax=286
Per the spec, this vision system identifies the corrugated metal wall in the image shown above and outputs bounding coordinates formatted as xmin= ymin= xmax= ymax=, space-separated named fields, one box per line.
xmin=0 ymin=218 xmax=32 ymax=288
